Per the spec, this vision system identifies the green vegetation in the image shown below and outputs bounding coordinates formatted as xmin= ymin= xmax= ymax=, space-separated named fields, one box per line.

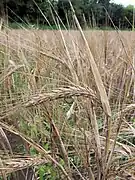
xmin=0 ymin=0 xmax=135 ymax=30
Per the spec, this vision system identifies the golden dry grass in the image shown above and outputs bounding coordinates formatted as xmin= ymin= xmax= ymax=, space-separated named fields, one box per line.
xmin=0 ymin=29 xmax=135 ymax=180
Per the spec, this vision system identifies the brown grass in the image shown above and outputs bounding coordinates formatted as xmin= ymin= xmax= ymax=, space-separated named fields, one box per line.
xmin=0 ymin=28 xmax=135 ymax=180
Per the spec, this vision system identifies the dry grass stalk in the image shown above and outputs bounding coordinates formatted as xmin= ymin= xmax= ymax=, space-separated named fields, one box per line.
xmin=69 ymin=1 xmax=111 ymax=117
xmin=86 ymin=101 xmax=103 ymax=179
xmin=44 ymin=107 xmax=72 ymax=178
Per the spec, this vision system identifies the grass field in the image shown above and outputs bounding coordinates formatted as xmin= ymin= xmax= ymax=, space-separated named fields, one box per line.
xmin=0 ymin=29 xmax=135 ymax=180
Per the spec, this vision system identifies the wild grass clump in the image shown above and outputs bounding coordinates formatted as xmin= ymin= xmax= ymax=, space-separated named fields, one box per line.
xmin=0 ymin=13 xmax=135 ymax=180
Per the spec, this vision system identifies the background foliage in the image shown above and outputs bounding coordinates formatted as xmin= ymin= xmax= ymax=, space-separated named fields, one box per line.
xmin=0 ymin=0 xmax=135 ymax=29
